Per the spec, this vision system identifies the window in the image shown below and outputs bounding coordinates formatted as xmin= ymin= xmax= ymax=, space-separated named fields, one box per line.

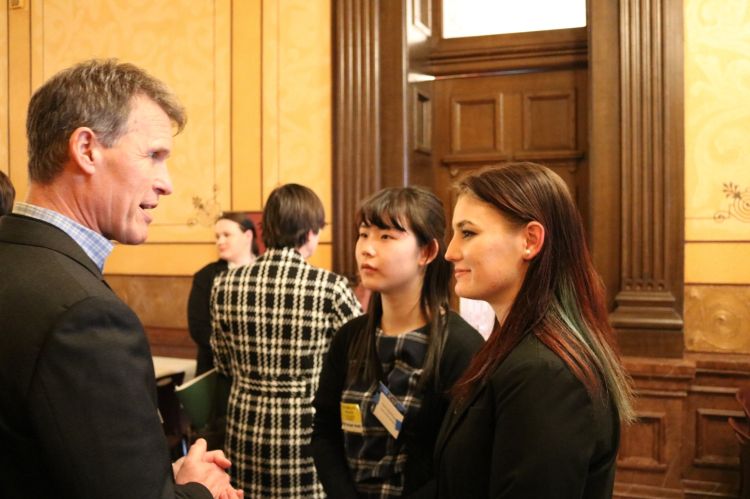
xmin=442 ymin=0 xmax=586 ymax=39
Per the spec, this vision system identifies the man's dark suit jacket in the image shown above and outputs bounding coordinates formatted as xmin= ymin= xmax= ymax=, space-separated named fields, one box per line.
xmin=0 ymin=214 xmax=210 ymax=499
xmin=433 ymin=333 xmax=620 ymax=499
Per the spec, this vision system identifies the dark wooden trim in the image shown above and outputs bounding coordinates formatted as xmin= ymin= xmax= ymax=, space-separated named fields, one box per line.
xmin=426 ymin=28 xmax=589 ymax=76
xmin=332 ymin=0 xmax=382 ymax=280
xmin=608 ymin=0 xmax=684 ymax=356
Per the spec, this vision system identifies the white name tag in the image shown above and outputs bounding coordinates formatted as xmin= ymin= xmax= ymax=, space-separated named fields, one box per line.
xmin=372 ymin=381 xmax=405 ymax=439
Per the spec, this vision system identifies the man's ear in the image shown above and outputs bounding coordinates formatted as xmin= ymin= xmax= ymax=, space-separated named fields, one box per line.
xmin=523 ymin=221 xmax=545 ymax=260
xmin=419 ymin=239 xmax=439 ymax=267
xmin=68 ymin=127 xmax=99 ymax=175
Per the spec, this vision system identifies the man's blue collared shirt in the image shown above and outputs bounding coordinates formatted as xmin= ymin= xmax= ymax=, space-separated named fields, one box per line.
xmin=13 ymin=202 xmax=113 ymax=272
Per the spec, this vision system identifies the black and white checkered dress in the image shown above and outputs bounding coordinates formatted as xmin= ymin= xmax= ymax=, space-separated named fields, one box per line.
xmin=210 ymin=247 xmax=362 ymax=497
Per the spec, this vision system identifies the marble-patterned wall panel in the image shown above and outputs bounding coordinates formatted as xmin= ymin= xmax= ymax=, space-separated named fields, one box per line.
xmin=685 ymin=284 xmax=750 ymax=353
xmin=107 ymin=275 xmax=192 ymax=330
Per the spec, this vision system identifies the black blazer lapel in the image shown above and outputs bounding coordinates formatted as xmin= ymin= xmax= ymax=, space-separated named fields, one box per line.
xmin=0 ymin=214 xmax=103 ymax=279
xmin=434 ymin=381 xmax=487 ymax=459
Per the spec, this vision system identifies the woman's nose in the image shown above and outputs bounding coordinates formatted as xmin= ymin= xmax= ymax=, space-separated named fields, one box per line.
xmin=445 ymin=235 xmax=459 ymax=262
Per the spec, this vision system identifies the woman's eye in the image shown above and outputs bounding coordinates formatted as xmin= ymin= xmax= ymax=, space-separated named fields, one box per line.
xmin=357 ymin=232 xmax=367 ymax=239
xmin=461 ymin=230 xmax=475 ymax=238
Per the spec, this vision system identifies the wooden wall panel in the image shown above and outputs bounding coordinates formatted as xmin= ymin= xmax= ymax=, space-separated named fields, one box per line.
xmin=618 ymin=411 xmax=668 ymax=472
xmin=522 ymin=90 xmax=576 ymax=151
xmin=433 ymin=68 xmax=587 ymax=230
xmin=614 ymin=354 xmax=750 ymax=498
xmin=450 ymin=96 xmax=501 ymax=154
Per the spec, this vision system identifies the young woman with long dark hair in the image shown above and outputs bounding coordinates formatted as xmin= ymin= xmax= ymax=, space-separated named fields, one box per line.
xmin=434 ymin=162 xmax=635 ymax=498
xmin=312 ymin=186 xmax=483 ymax=498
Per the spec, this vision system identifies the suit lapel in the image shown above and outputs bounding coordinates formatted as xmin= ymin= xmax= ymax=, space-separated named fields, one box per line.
xmin=0 ymin=214 xmax=103 ymax=279
xmin=434 ymin=380 xmax=488 ymax=459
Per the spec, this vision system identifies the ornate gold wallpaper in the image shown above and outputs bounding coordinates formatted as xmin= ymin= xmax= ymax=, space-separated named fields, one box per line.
xmin=261 ymin=0 xmax=333 ymax=244
xmin=685 ymin=0 xmax=750 ymax=244
xmin=7 ymin=0 xmax=334 ymax=275
xmin=30 ymin=0 xmax=232 ymax=246
xmin=685 ymin=0 xmax=750 ymax=352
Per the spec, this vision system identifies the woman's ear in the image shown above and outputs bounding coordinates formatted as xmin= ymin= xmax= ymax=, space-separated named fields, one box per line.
xmin=419 ymin=239 xmax=440 ymax=267
xmin=522 ymin=221 xmax=545 ymax=260
xmin=68 ymin=127 xmax=99 ymax=175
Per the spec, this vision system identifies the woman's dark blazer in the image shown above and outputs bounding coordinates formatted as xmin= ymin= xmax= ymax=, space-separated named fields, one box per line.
xmin=433 ymin=333 xmax=620 ymax=499
xmin=187 ymin=259 xmax=227 ymax=375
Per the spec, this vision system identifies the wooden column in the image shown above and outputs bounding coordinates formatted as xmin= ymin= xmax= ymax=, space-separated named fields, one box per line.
xmin=609 ymin=0 xmax=685 ymax=356
xmin=332 ymin=0 xmax=381 ymax=280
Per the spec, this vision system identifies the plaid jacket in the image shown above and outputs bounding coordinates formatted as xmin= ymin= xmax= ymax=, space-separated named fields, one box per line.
xmin=211 ymin=247 xmax=362 ymax=497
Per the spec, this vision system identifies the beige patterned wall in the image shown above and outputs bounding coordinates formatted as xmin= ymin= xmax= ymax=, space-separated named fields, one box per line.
xmin=6 ymin=0 xmax=333 ymax=275
xmin=685 ymin=0 xmax=750 ymax=352
xmin=30 ymin=0 xmax=232 ymax=246
xmin=260 ymin=0 xmax=333 ymax=251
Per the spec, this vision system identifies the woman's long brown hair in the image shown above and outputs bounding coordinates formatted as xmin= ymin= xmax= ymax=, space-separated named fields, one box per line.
xmin=451 ymin=162 xmax=634 ymax=422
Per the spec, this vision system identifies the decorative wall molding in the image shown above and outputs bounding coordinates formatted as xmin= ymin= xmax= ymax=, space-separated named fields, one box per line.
xmin=332 ymin=0 xmax=382 ymax=280
xmin=605 ymin=0 xmax=685 ymax=356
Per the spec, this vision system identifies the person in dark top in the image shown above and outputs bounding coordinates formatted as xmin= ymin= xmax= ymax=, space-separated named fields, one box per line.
xmin=0 ymin=170 xmax=14 ymax=216
xmin=188 ymin=212 xmax=258 ymax=375
xmin=312 ymin=186 xmax=483 ymax=498
xmin=434 ymin=162 xmax=635 ymax=498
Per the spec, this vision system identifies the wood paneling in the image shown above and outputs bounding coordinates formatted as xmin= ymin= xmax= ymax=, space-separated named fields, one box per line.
xmin=605 ymin=0 xmax=685 ymax=356
xmin=432 ymin=68 xmax=588 ymax=227
xmin=523 ymin=90 xmax=576 ymax=151
xmin=331 ymin=0 xmax=381 ymax=280
xmin=613 ymin=353 xmax=750 ymax=498
xmin=619 ymin=411 xmax=668 ymax=471
xmin=426 ymin=25 xmax=588 ymax=76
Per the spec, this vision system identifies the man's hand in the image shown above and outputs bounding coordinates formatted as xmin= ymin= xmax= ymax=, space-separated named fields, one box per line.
xmin=175 ymin=438 xmax=243 ymax=498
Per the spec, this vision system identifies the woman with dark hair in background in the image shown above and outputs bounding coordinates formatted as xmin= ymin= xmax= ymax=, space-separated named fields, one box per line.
xmin=211 ymin=184 xmax=362 ymax=498
xmin=0 ymin=171 xmax=15 ymax=216
xmin=312 ymin=186 xmax=483 ymax=498
xmin=434 ymin=162 xmax=635 ymax=498
xmin=188 ymin=212 xmax=259 ymax=376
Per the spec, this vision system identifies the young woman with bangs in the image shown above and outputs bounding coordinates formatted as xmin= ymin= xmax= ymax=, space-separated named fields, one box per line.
xmin=434 ymin=162 xmax=635 ymax=498
xmin=312 ymin=186 xmax=483 ymax=498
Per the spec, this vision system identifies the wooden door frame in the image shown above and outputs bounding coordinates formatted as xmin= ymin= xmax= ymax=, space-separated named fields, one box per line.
xmin=332 ymin=0 xmax=685 ymax=357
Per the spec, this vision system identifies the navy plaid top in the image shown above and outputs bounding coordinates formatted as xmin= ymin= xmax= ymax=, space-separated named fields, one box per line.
xmin=342 ymin=327 xmax=429 ymax=498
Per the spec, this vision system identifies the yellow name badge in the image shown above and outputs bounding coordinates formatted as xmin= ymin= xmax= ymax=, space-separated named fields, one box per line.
xmin=340 ymin=402 xmax=364 ymax=433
